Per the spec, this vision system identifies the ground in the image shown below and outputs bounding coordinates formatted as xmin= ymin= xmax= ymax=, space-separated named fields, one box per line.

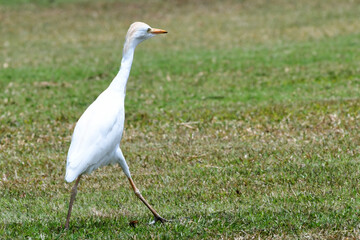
xmin=0 ymin=0 xmax=360 ymax=239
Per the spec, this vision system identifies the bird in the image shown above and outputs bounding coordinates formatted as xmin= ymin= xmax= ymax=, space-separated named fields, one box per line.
xmin=64 ymin=22 xmax=168 ymax=229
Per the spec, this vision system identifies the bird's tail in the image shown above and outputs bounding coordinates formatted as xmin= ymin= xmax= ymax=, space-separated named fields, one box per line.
xmin=65 ymin=168 xmax=78 ymax=183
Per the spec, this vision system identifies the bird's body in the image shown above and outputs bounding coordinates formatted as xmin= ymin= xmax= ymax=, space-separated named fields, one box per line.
xmin=65 ymin=87 xmax=126 ymax=182
xmin=64 ymin=22 xmax=168 ymax=229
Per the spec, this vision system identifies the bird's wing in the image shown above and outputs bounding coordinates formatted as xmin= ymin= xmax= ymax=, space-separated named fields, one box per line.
xmin=66 ymin=90 xmax=124 ymax=178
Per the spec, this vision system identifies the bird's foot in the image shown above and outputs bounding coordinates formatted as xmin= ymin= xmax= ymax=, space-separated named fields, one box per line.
xmin=149 ymin=215 xmax=169 ymax=225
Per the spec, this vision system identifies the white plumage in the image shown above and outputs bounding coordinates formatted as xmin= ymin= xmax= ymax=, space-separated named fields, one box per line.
xmin=65 ymin=87 xmax=127 ymax=182
xmin=64 ymin=22 xmax=168 ymax=229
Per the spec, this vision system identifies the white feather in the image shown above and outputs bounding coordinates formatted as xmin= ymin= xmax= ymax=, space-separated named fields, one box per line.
xmin=65 ymin=89 xmax=124 ymax=182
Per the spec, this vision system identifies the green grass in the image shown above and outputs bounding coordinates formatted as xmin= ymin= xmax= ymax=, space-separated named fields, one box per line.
xmin=1 ymin=0 xmax=360 ymax=238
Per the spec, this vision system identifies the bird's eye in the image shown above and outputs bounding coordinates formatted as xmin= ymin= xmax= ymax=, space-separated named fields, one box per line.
xmin=147 ymin=28 xmax=151 ymax=33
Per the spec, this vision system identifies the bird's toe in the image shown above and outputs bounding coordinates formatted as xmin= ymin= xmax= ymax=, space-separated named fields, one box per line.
xmin=149 ymin=215 xmax=169 ymax=225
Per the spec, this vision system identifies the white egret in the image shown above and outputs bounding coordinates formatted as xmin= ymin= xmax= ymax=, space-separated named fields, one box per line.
xmin=64 ymin=22 xmax=168 ymax=229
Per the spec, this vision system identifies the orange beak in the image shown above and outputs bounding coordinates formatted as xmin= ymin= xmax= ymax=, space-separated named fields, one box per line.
xmin=149 ymin=28 xmax=168 ymax=34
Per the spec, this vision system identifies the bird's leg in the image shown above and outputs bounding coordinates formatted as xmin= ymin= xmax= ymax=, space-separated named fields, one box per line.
xmin=128 ymin=177 xmax=168 ymax=224
xmin=65 ymin=175 xmax=82 ymax=230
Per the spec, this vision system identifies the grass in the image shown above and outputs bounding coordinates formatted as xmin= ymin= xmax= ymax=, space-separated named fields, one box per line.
xmin=1 ymin=0 xmax=360 ymax=238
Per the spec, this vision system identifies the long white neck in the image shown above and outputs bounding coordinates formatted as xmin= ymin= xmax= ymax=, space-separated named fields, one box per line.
xmin=108 ymin=39 xmax=136 ymax=95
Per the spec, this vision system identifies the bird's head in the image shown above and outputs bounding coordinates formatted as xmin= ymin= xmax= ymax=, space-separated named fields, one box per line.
xmin=124 ymin=22 xmax=167 ymax=51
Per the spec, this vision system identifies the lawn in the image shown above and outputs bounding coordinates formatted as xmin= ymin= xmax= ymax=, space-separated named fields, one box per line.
xmin=1 ymin=0 xmax=360 ymax=238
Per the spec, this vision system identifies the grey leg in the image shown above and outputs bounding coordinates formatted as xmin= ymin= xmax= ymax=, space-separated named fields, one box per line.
xmin=65 ymin=175 xmax=82 ymax=229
